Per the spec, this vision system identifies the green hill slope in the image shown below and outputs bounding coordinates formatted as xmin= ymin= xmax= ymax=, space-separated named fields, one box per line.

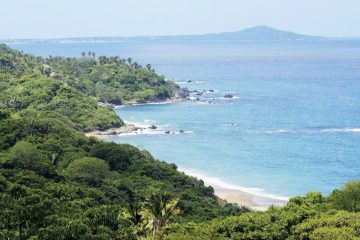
xmin=0 ymin=45 xmax=240 ymax=239
xmin=47 ymin=54 xmax=180 ymax=104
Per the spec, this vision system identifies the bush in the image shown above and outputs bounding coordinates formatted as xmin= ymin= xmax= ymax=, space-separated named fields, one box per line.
xmin=64 ymin=157 xmax=110 ymax=186
xmin=6 ymin=141 xmax=54 ymax=177
xmin=329 ymin=180 xmax=360 ymax=212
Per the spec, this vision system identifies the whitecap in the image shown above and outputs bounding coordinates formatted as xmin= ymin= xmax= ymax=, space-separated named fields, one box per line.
xmin=320 ymin=128 xmax=360 ymax=133
xmin=144 ymin=119 xmax=157 ymax=123
xmin=266 ymin=127 xmax=360 ymax=135
xmin=128 ymin=101 xmax=172 ymax=106
xmin=265 ymin=129 xmax=289 ymax=134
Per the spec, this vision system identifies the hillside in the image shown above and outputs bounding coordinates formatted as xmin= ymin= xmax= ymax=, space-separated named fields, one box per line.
xmin=0 ymin=45 xmax=123 ymax=131
xmin=0 ymin=44 xmax=180 ymax=106
xmin=46 ymin=54 xmax=180 ymax=104
xmin=0 ymin=44 xmax=181 ymax=130
xmin=0 ymin=45 xmax=241 ymax=239
xmin=0 ymin=44 xmax=360 ymax=239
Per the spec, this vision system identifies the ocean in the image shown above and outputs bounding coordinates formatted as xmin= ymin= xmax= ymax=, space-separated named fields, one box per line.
xmin=11 ymin=40 xmax=360 ymax=199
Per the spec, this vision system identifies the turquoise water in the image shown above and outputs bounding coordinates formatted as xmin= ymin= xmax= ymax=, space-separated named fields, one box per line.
xmin=12 ymin=41 xmax=360 ymax=198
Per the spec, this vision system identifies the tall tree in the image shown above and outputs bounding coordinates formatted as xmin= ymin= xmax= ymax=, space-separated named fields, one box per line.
xmin=146 ymin=64 xmax=152 ymax=71
xmin=142 ymin=192 xmax=180 ymax=237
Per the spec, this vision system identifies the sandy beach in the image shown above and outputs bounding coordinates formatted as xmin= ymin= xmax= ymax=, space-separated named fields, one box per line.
xmin=181 ymin=169 xmax=289 ymax=211
xmin=215 ymin=187 xmax=288 ymax=211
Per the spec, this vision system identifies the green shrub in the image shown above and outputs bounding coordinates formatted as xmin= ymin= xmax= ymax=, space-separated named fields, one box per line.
xmin=64 ymin=157 xmax=110 ymax=186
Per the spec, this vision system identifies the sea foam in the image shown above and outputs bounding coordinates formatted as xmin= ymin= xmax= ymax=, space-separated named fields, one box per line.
xmin=266 ymin=128 xmax=360 ymax=135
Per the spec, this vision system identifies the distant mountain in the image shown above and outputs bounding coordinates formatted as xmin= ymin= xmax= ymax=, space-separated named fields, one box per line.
xmin=134 ymin=26 xmax=324 ymax=42
xmin=1 ymin=26 xmax=327 ymax=44
xmin=200 ymin=26 xmax=325 ymax=41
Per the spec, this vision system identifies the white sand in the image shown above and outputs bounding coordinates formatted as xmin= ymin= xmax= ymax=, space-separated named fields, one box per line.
xmin=181 ymin=169 xmax=289 ymax=211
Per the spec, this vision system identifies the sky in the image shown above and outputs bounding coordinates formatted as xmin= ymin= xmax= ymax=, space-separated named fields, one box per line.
xmin=1 ymin=0 xmax=359 ymax=39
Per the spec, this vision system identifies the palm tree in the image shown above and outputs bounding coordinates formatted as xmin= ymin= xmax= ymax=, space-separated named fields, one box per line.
xmin=127 ymin=57 xmax=132 ymax=65
xmin=92 ymin=52 xmax=96 ymax=58
xmin=118 ymin=201 xmax=150 ymax=239
xmin=143 ymin=192 xmax=180 ymax=237
xmin=28 ymin=119 xmax=36 ymax=135
xmin=133 ymin=62 xmax=139 ymax=69
xmin=114 ymin=56 xmax=120 ymax=64
xmin=99 ymin=56 xmax=107 ymax=65
xmin=81 ymin=52 xmax=86 ymax=57
xmin=146 ymin=64 xmax=152 ymax=71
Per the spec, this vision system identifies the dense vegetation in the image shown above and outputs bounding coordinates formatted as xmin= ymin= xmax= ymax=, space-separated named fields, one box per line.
xmin=0 ymin=110 xmax=242 ymax=239
xmin=0 ymin=44 xmax=179 ymax=130
xmin=164 ymin=187 xmax=360 ymax=239
xmin=0 ymin=45 xmax=241 ymax=239
xmin=1 ymin=44 xmax=359 ymax=239
xmin=46 ymin=52 xmax=180 ymax=104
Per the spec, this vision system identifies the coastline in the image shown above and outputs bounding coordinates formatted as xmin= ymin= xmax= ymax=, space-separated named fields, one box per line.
xmin=93 ymin=99 xmax=289 ymax=211
xmin=215 ymin=186 xmax=288 ymax=211
xmin=85 ymin=123 xmax=142 ymax=138
xmin=181 ymin=169 xmax=289 ymax=211
xmin=85 ymin=120 xmax=191 ymax=138
xmin=89 ymin=97 xmax=192 ymax=138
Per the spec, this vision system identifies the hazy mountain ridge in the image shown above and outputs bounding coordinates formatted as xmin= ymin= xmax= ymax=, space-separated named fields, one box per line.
xmin=1 ymin=26 xmax=331 ymax=44
xmin=206 ymin=26 xmax=325 ymax=41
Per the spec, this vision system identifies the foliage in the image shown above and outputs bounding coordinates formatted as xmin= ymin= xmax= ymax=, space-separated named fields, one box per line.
xmin=164 ymin=188 xmax=360 ymax=240
xmin=0 ymin=43 xmax=180 ymax=131
xmin=1 ymin=44 xmax=360 ymax=239
xmin=329 ymin=180 xmax=360 ymax=212
xmin=45 ymin=52 xmax=180 ymax=104
xmin=64 ymin=157 xmax=110 ymax=186
xmin=0 ymin=72 xmax=123 ymax=131
xmin=293 ymin=210 xmax=360 ymax=240
xmin=0 ymin=111 xmax=233 ymax=239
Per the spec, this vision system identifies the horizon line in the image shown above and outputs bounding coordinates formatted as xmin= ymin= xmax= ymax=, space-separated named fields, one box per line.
xmin=1 ymin=26 xmax=360 ymax=41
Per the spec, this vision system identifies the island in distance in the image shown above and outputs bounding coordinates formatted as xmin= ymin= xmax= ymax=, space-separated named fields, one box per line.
xmin=2 ymin=26 xmax=327 ymax=44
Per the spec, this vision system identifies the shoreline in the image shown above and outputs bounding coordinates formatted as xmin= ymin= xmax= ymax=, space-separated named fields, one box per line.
xmin=99 ymin=96 xmax=188 ymax=109
xmin=85 ymin=123 xmax=143 ymax=138
xmin=181 ymin=169 xmax=289 ymax=211
xmin=100 ymin=88 xmax=241 ymax=109
xmin=93 ymin=99 xmax=289 ymax=211
xmin=85 ymin=121 xmax=191 ymax=138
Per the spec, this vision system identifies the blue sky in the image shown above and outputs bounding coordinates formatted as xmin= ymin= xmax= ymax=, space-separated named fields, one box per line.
xmin=1 ymin=0 xmax=359 ymax=39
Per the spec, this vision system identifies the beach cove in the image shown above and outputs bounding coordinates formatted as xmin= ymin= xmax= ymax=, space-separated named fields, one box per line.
xmin=86 ymin=113 xmax=289 ymax=210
